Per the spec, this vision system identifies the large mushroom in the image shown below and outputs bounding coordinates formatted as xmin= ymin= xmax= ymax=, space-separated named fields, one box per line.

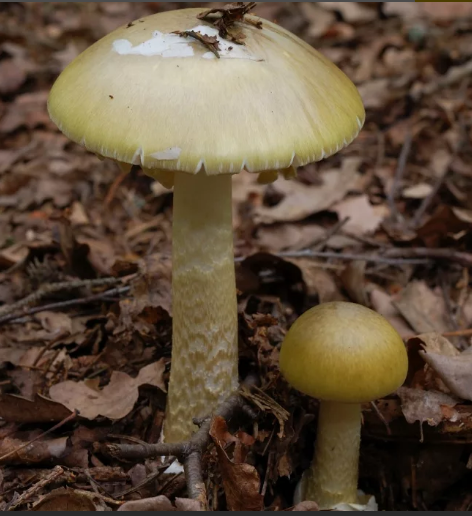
xmin=48 ymin=7 xmax=365 ymax=443
xmin=279 ymin=302 xmax=408 ymax=509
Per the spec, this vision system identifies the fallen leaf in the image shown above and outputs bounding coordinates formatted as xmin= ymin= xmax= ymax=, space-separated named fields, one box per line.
xmin=393 ymin=281 xmax=452 ymax=334
xmin=318 ymin=2 xmax=377 ymax=23
xmin=0 ymin=394 xmax=73 ymax=423
xmin=298 ymin=3 xmax=335 ymax=39
xmin=0 ymin=59 xmax=27 ymax=95
xmin=416 ymin=205 xmax=470 ymax=248
xmin=331 ymin=195 xmax=388 ymax=236
xmin=417 ymin=335 xmax=472 ymax=401
xmin=118 ymin=495 xmax=201 ymax=511
xmin=32 ymin=488 xmax=109 ymax=511
xmin=257 ymin=224 xmax=326 ymax=252
xmin=419 ymin=1 xmax=472 ymax=21
xmin=357 ymin=79 xmax=391 ymax=110
xmin=49 ymin=360 xmax=166 ymax=420
xmin=340 ymin=260 xmax=368 ymax=306
xmin=215 ymin=446 xmax=263 ymax=511
xmin=254 ymin=158 xmax=361 ymax=224
xmin=414 ymin=332 xmax=460 ymax=357
xmin=34 ymin=311 xmax=73 ymax=335
xmin=291 ymin=501 xmax=320 ymax=511
xmin=402 ymin=183 xmax=433 ymax=199
xmin=397 ymin=387 xmax=459 ymax=426
xmin=370 ymin=289 xmax=413 ymax=338
xmin=0 ymin=435 xmax=68 ymax=465
xmin=286 ymin=260 xmax=345 ymax=303
xmin=120 ymin=254 xmax=172 ymax=325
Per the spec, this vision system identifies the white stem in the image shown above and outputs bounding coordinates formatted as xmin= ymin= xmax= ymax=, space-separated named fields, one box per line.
xmin=304 ymin=401 xmax=361 ymax=509
xmin=163 ymin=172 xmax=238 ymax=443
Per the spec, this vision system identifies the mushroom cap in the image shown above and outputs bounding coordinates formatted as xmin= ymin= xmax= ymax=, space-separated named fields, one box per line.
xmin=48 ymin=8 xmax=364 ymax=175
xmin=279 ymin=302 xmax=408 ymax=403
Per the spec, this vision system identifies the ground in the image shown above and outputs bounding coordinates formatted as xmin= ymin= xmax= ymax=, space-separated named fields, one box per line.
xmin=1 ymin=1 xmax=472 ymax=511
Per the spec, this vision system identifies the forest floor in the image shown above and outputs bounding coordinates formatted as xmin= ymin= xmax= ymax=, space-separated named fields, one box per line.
xmin=1 ymin=1 xmax=472 ymax=511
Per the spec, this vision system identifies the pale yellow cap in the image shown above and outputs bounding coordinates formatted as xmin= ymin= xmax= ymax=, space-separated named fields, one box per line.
xmin=279 ymin=302 xmax=408 ymax=403
xmin=48 ymin=8 xmax=365 ymax=175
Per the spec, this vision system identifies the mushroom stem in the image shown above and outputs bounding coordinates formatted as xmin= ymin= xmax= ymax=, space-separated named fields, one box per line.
xmin=163 ymin=172 xmax=239 ymax=443
xmin=305 ymin=401 xmax=360 ymax=508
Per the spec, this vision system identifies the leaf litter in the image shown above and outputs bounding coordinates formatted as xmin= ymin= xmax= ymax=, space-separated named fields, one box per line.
xmin=0 ymin=1 xmax=472 ymax=511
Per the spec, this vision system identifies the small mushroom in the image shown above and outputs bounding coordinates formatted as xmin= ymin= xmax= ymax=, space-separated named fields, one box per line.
xmin=279 ymin=302 xmax=408 ymax=509
xmin=47 ymin=9 xmax=365 ymax=443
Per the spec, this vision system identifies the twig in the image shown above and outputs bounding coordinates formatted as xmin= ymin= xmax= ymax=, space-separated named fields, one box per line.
xmin=387 ymin=131 xmax=412 ymax=223
xmin=442 ymin=328 xmax=472 ymax=338
xmin=0 ymin=277 xmax=130 ymax=317
xmin=384 ymin=247 xmax=472 ymax=268
xmin=237 ymin=247 xmax=472 ymax=269
xmin=101 ymin=382 xmax=258 ymax=508
xmin=0 ymin=285 xmax=131 ymax=326
xmin=6 ymin=466 xmax=64 ymax=511
xmin=0 ymin=411 xmax=78 ymax=463
xmin=255 ymin=250 xmax=430 ymax=266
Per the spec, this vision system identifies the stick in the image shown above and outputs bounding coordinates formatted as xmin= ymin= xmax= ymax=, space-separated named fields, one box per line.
xmin=6 ymin=466 xmax=64 ymax=511
xmin=101 ymin=383 xmax=258 ymax=509
xmin=0 ymin=286 xmax=130 ymax=326
xmin=384 ymin=247 xmax=472 ymax=268
xmin=265 ymin=250 xmax=429 ymax=266
xmin=0 ymin=277 xmax=129 ymax=317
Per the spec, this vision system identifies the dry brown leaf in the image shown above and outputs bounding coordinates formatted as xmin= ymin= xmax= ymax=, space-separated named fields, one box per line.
xmin=257 ymin=224 xmax=326 ymax=252
xmin=416 ymin=335 xmax=472 ymax=402
xmin=215 ymin=447 xmax=263 ymax=511
xmin=393 ymin=281 xmax=452 ymax=334
xmin=414 ymin=332 xmax=460 ymax=357
xmin=292 ymin=501 xmax=320 ymax=511
xmin=0 ymin=59 xmax=27 ymax=95
xmin=369 ymin=289 xmax=413 ymax=338
xmin=49 ymin=360 xmax=166 ymax=420
xmin=318 ymin=2 xmax=377 ymax=23
xmin=118 ymin=495 xmax=201 ymax=511
xmin=419 ymin=1 xmax=472 ymax=21
xmin=397 ymin=387 xmax=459 ymax=426
xmin=254 ymin=158 xmax=361 ymax=224
xmin=340 ymin=260 xmax=368 ymax=306
xmin=402 ymin=184 xmax=433 ymax=199
xmin=209 ymin=415 xmax=262 ymax=511
xmin=120 ymin=254 xmax=172 ymax=324
xmin=288 ymin=260 xmax=345 ymax=302
xmin=0 ymin=435 xmax=68 ymax=466
xmin=331 ymin=195 xmax=388 ymax=236
xmin=32 ymin=488 xmax=109 ymax=511
xmin=357 ymin=79 xmax=391 ymax=110
xmin=299 ymin=3 xmax=335 ymax=39
xmin=0 ymin=393 xmax=73 ymax=423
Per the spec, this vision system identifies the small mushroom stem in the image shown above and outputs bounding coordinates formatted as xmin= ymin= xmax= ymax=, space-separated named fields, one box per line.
xmin=304 ymin=401 xmax=361 ymax=508
xmin=163 ymin=172 xmax=239 ymax=443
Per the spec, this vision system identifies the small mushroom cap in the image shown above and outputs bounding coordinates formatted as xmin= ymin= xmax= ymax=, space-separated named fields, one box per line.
xmin=48 ymin=8 xmax=364 ymax=175
xmin=279 ymin=302 xmax=408 ymax=403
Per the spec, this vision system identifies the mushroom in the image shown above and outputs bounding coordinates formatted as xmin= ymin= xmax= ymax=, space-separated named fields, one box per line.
xmin=47 ymin=8 xmax=365 ymax=443
xmin=279 ymin=302 xmax=408 ymax=509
